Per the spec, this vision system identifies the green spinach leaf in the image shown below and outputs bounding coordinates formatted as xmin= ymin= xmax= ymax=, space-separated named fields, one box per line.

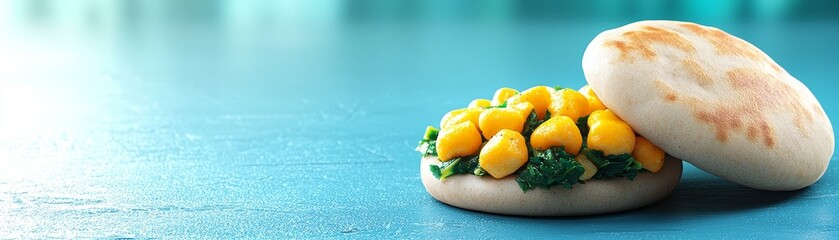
xmin=576 ymin=115 xmax=590 ymax=149
xmin=417 ymin=126 xmax=439 ymax=157
xmin=428 ymin=155 xmax=483 ymax=181
xmin=522 ymin=110 xmax=549 ymax=138
xmin=515 ymin=147 xmax=585 ymax=191
xmin=583 ymin=148 xmax=643 ymax=180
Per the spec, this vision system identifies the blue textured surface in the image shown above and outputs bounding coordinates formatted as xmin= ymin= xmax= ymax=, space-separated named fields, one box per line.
xmin=1 ymin=2 xmax=838 ymax=238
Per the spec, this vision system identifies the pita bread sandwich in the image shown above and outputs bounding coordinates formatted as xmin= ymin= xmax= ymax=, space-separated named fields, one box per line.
xmin=414 ymin=20 xmax=833 ymax=217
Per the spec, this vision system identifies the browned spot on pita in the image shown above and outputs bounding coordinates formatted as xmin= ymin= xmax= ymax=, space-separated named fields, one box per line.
xmin=695 ymin=109 xmax=738 ymax=142
xmin=760 ymin=121 xmax=775 ymax=147
xmin=626 ymin=26 xmax=697 ymax=52
xmin=654 ymin=80 xmax=679 ymax=103
xmin=747 ymin=125 xmax=759 ymax=140
xmin=726 ymin=69 xmax=812 ymax=126
xmin=605 ymin=25 xmax=696 ymax=61
xmin=686 ymin=68 xmax=813 ymax=148
xmin=681 ymin=59 xmax=714 ymax=87
xmin=603 ymin=40 xmax=655 ymax=62
xmin=689 ymin=100 xmax=775 ymax=146
xmin=681 ymin=23 xmax=769 ymax=63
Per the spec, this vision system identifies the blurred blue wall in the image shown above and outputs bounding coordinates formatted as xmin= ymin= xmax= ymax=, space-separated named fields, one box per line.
xmin=6 ymin=0 xmax=839 ymax=28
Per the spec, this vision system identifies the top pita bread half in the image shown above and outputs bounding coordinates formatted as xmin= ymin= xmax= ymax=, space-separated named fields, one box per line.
xmin=582 ymin=20 xmax=834 ymax=191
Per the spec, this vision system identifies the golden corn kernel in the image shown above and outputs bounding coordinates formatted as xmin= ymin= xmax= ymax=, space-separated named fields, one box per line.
xmin=468 ymin=99 xmax=491 ymax=109
xmin=632 ymin=136 xmax=665 ymax=173
xmin=574 ymin=154 xmax=598 ymax=181
xmin=548 ymin=89 xmax=589 ymax=122
xmin=579 ymin=85 xmax=607 ymax=116
xmin=478 ymin=108 xmax=525 ymax=139
xmin=440 ymin=108 xmax=482 ymax=129
xmin=508 ymin=102 xmax=534 ymax=120
xmin=439 ymin=109 xmax=465 ymax=129
xmin=587 ymin=110 xmax=636 ymax=156
xmin=507 ymin=86 xmax=554 ymax=120
xmin=530 ymin=116 xmax=582 ymax=155
xmin=479 ymin=129 xmax=529 ymax=179
xmin=587 ymin=109 xmax=620 ymax=126
xmin=436 ymin=121 xmax=483 ymax=161
xmin=491 ymin=87 xmax=519 ymax=106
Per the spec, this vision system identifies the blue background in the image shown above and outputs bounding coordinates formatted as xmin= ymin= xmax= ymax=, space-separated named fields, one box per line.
xmin=0 ymin=0 xmax=837 ymax=238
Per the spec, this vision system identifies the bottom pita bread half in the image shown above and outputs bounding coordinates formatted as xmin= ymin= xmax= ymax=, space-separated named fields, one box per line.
xmin=420 ymin=155 xmax=682 ymax=216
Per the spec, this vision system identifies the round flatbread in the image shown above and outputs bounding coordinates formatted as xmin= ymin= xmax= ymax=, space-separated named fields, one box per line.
xmin=420 ymin=155 xmax=682 ymax=216
xmin=582 ymin=20 xmax=834 ymax=191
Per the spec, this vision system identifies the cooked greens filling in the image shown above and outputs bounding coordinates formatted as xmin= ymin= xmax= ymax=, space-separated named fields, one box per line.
xmin=583 ymin=149 xmax=643 ymax=180
xmin=516 ymin=147 xmax=585 ymax=191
